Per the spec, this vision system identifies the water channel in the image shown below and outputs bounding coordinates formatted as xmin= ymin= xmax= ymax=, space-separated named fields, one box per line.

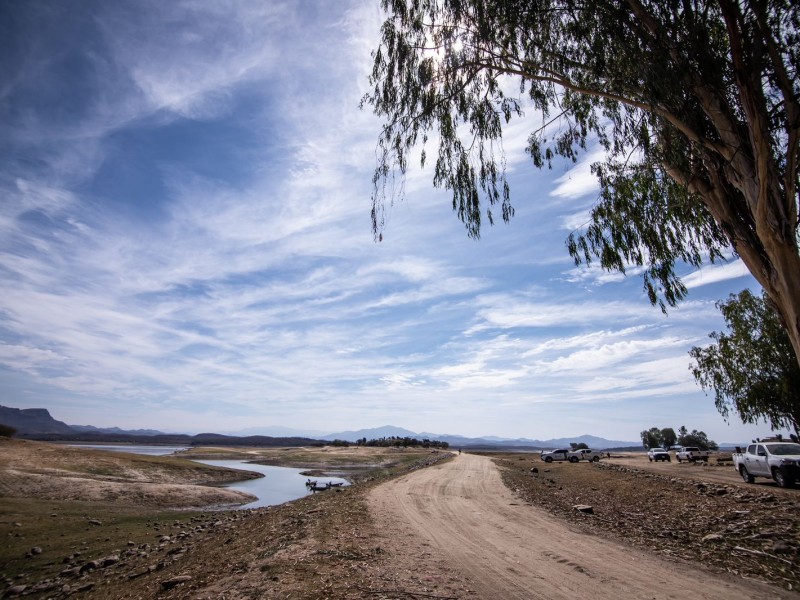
xmin=70 ymin=444 xmax=349 ymax=509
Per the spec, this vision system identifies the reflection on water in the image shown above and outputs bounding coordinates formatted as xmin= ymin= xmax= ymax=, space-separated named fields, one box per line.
xmin=68 ymin=444 xmax=349 ymax=509
xmin=195 ymin=460 xmax=349 ymax=509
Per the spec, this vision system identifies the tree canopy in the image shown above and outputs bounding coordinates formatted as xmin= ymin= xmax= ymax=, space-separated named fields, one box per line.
xmin=641 ymin=426 xmax=693 ymax=449
xmin=690 ymin=289 xmax=800 ymax=434
xmin=677 ymin=425 xmax=719 ymax=450
xmin=660 ymin=427 xmax=677 ymax=449
xmin=364 ymin=0 xmax=800 ymax=365
xmin=641 ymin=427 xmax=663 ymax=449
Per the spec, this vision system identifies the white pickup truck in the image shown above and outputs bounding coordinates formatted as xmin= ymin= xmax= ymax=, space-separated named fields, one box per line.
xmin=567 ymin=448 xmax=603 ymax=462
xmin=675 ymin=446 xmax=710 ymax=463
xmin=732 ymin=442 xmax=800 ymax=488
xmin=647 ymin=447 xmax=671 ymax=462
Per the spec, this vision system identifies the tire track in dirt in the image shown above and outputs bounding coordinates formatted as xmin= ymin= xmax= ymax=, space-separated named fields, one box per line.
xmin=369 ymin=453 xmax=790 ymax=599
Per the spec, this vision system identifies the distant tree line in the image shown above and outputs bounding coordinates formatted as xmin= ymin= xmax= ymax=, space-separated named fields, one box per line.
xmin=351 ymin=436 xmax=450 ymax=449
xmin=640 ymin=426 xmax=718 ymax=451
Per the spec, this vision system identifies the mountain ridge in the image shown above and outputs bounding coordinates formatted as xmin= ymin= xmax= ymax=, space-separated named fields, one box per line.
xmin=3 ymin=404 xmax=751 ymax=448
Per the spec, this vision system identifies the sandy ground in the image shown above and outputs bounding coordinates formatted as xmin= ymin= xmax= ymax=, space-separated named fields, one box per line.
xmin=369 ymin=452 xmax=791 ymax=600
xmin=0 ymin=438 xmax=257 ymax=508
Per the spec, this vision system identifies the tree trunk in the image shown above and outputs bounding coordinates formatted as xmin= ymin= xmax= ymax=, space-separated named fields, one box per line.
xmin=754 ymin=234 xmax=800 ymax=374
xmin=670 ymin=155 xmax=800 ymax=372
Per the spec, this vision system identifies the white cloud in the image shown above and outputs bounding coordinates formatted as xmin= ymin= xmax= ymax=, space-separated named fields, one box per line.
xmin=0 ymin=0 xmax=770 ymax=444
xmin=549 ymin=148 xmax=605 ymax=200
xmin=683 ymin=260 xmax=753 ymax=289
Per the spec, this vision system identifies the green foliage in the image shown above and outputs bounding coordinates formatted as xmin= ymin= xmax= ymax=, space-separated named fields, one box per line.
xmin=690 ymin=290 xmax=800 ymax=435
xmin=0 ymin=423 xmax=16 ymax=438
xmin=640 ymin=427 xmax=662 ymax=449
xmin=660 ymin=427 xmax=677 ymax=450
xmin=643 ymin=425 xmax=714 ymax=449
xmin=364 ymin=0 xmax=800 ymax=322
xmin=360 ymin=436 xmax=449 ymax=449
xmin=677 ymin=426 xmax=718 ymax=451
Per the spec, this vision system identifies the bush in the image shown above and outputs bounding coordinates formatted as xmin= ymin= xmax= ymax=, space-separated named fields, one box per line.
xmin=0 ymin=424 xmax=17 ymax=438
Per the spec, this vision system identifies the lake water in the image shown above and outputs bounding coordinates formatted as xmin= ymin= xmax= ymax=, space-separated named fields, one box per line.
xmin=69 ymin=444 xmax=349 ymax=508
xmin=195 ymin=460 xmax=348 ymax=509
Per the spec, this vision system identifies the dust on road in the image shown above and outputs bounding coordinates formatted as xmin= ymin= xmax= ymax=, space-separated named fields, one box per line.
xmin=369 ymin=452 xmax=788 ymax=600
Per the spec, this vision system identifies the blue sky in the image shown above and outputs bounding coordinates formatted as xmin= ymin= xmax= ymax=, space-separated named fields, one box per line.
xmin=0 ymin=0 xmax=774 ymax=443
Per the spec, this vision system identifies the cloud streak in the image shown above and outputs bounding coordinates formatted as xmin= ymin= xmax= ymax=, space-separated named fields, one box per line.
xmin=0 ymin=0 xmax=768 ymax=442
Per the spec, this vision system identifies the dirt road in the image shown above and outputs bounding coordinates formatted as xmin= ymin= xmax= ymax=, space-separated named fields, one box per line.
xmin=369 ymin=453 xmax=790 ymax=600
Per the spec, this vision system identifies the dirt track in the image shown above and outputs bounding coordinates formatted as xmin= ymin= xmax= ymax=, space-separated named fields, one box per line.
xmin=369 ymin=452 xmax=790 ymax=600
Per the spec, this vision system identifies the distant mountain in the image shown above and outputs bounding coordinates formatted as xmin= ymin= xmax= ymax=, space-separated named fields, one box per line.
xmin=322 ymin=425 xmax=637 ymax=449
xmin=70 ymin=424 xmax=166 ymax=436
xmin=2 ymin=403 xmax=645 ymax=449
xmin=0 ymin=405 xmax=75 ymax=435
xmin=321 ymin=425 xmax=420 ymax=442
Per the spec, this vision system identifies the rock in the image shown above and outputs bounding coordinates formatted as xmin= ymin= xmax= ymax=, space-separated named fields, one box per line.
xmin=88 ymin=519 xmax=102 ymax=526
xmin=161 ymin=575 xmax=192 ymax=589
xmin=573 ymin=505 xmax=594 ymax=514
xmin=5 ymin=584 xmax=26 ymax=596
xmin=80 ymin=560 xmax=100 ymax=573
xmin=99 ymin=554 xmax=119 ymax=567
xmin=29 ymin=546 xmax=42 ymax=555
xmin=702 ymin=533 xmax=724 ymax=543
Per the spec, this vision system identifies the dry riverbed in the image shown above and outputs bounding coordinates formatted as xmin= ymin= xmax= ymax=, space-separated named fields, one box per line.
xmin=2 ymin=440 xmax=799 ymax=599
xmin=0 ymin=438 xmax=444 ymax=598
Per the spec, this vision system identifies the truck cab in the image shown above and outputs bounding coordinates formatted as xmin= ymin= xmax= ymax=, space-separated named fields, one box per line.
xmin=733 ymin=442 xmax=800 ymax=488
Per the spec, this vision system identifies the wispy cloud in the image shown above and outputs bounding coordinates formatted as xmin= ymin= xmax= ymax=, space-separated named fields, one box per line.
xmin=0 ymin=0 xmax=768 ymax=442
xmin=683 ymin=259 xmax=752 ymax=289
xmin=549 ymin=147 xmax=605 ymax=200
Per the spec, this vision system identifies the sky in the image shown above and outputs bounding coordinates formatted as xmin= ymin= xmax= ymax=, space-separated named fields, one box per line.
xmin=0 ymin=0 xmax=778 ymax=444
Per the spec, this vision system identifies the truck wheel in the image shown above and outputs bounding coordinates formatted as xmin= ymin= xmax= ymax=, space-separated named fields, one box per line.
xmin=702 ymin=457 xmax=708 ymax=463
xmin=544 ymin=456 xmax=553 ymax=463
xmin=666 ymin=457 xmax=671 ymax=462
xmin=569 ymin=456 xmax=579 ymax=463
xmin=592 ymin=456 xmax=600 ymax=462
xmin=677 ymin=457 xmax=682 ymax=463
xmin=773 ymin=468 xmax=796 ymax=488
xmin=648 ymin=457 xmax=652 ymax=462
xmin=740 ymin=466 xmax=754 ymax=484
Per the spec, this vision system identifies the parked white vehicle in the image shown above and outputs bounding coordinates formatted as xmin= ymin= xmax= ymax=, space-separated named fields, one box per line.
xmin=567 ymin=448 xmax=603 ymax=462
xmin=540 ymin=448 xmax=570 ymax=463
xmin=732 ymin=442 xmax=800 ymax=488
xmin=675 ymin=446 xmax=711 ymax=463
xmin=647 ymin=447 xmax=671 ymax=462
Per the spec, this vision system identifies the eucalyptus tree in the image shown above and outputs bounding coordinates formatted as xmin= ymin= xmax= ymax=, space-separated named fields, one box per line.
xmin=690 ymin=289 xmax=800 ymax=434
xmin=363 ymin=0 xmax=800 ymax=366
